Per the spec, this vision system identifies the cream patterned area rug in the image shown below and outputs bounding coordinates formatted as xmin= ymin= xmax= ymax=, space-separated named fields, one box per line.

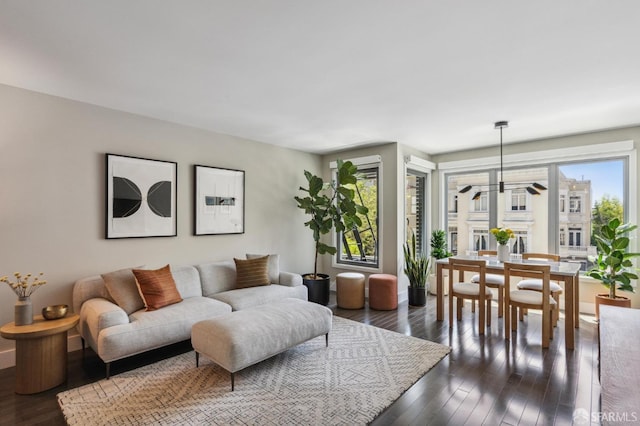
xmin=58 ymin=317 xmax=450 ymax=425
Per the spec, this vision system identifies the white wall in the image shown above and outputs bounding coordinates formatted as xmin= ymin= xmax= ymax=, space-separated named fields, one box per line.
xmin=0 ymin=84 xmax=320 ymax=357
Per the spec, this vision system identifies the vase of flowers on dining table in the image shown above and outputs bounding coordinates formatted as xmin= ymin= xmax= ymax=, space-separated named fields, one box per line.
xmin=490 ymin=227 xmax=514 ymax=262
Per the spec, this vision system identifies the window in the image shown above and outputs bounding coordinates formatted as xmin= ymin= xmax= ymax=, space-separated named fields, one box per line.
xmin=336 ymin=164 xmax=379 ymax=268
xmin=474 ymin=193 xmax=488 ymax=212
xmin=443 ymin=152 xmax=628 ymax=272
xmin=569 ymin=227 xmax=582 ymax=247
xmin=511 ymin=190 xmax=527 ymax=211
xmin=449 ymin=194 xmax=458 ymax=213
xmin=473 ymin=230 xmax=488 ymax=250
xmin=560 ymin=160 xmax=624 ymax=269
xmin=446 ymin=172 xmax=490 ymax=253
xmin=406 ymin=170 xmax=427 ymax=252
xmin=449 ymin=228 xmax=458 ymax=255
xmin=569 ymin=196 xmax=582 ymax=213
xmin=512 ymin=231 xmax=528 ymax=254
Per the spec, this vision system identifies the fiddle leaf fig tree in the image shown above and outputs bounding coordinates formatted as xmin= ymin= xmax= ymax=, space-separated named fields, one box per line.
xmin=294 ymin=159 xmax=368 ymax=279
xmin=586 ymin=218 xmax=640 ymax=299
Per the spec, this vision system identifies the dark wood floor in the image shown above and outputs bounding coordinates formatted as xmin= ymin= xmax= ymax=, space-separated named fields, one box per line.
xmin=0 ymin=294 xmax=601 ymax=426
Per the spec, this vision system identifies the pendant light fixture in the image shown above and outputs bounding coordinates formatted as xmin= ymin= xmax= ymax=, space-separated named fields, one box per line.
xmin=458 ymin=121 xmax=547 ymax=200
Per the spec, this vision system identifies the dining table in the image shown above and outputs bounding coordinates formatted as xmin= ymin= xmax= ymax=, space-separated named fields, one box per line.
xmin=435 ymin=255 xmax=582 ymax=350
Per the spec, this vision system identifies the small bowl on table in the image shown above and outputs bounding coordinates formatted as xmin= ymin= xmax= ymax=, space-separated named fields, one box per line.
xmin=42 ymin=304 xmax=68 ymax=320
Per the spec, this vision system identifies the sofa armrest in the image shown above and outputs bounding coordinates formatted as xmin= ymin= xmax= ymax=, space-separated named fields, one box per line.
xmin=79 ymin=298 xmax=130 ymax=347
xmin=278 ymin=271 xmax=303 ymax=287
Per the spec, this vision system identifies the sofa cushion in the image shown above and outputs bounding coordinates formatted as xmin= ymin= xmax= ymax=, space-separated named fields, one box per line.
xmin=234 ymin=256 xmax=270 ymax=289
xmin=246 ymin=253 xmax=280 ymax=283
xmin=99 ymin=297 xmax=232 ymax=363
xmin=102 ymin=267 xmax=145 ymax=315
xmin=169 ymin=265 xmax=202 ymax=299
xmin=133 ymin=265 xmax=183 ymax=311
xmin=196 ymin=261 xmax=237 ymax=297
xmin=211 ymin=284 xmax=308 ymax=311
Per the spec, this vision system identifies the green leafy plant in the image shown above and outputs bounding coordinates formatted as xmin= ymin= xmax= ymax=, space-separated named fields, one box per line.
xmin=430 ymin=229 xmax=452 ymax=260
xmin=404 ymin=232 xmax=430 ymax=288
xmin=294 ymin=159 xmax=368 ymax=279
xmin=586 ymin=218 xmax=639 ymax=299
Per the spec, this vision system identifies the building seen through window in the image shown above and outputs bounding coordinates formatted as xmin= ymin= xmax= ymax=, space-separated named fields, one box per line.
xmin=446 ymin=159 xmax=625 ymax=271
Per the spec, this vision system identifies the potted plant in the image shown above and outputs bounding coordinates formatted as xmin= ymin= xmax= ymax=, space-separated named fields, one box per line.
xmin=428 ymin=229 xmax=452 ymax=295
xmin=294 ymin=159 xmax=368 ymax=305
xmin=586 ymin=218 xmax=639 ymax=318
xmin=490 ymin=227 xmax=514 ymax=262
xmin=404 ymin=231 xmax=430 ymax=306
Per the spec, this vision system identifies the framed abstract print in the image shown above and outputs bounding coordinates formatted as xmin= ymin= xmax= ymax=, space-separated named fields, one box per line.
xmin=106 ymin=154 xmax=177 ymax=238
xmin=194 ymin=165 xmax=245 ymax=235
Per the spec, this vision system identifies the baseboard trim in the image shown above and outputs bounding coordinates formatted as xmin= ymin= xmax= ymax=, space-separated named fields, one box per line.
xmin=0 ymin=332 xmax=83 ymax=370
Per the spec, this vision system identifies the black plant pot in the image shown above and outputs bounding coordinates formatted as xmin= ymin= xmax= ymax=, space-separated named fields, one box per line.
xmin=408 ymin=286 xmax=426 ymax=307
xmin=303 ymin=274 xmax=331 ymax=306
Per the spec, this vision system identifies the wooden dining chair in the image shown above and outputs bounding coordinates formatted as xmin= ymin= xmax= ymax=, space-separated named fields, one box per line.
xmin=448 ymin=258 xmax=493 ymax=335
xmin=504 ymin=262 xmax=556 ymax=348
xmin=470 ymin=250 xmax=506 ymax=317
xmin=516 ymin=253 xmax=563 ymax=326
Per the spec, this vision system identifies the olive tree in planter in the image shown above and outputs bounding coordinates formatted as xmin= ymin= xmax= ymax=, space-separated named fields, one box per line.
xmin=404 ymin=232 xmax=430 ymax=306
xmin=294 ymin=159 xmax=367 ymax=305
xmin=428 ymin=229 xmax=452 ymax=295
xmin=586 ymin=218 xmax=639 ymax=318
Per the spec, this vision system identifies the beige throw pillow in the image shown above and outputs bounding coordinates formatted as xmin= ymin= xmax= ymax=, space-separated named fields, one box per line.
xmin=234 ymin=256 xmax=270 ymax=289
xmin=102 ymin=267 xmax=145 ymax=315
xmin=132 ymin=265 xmax=183 ymax=311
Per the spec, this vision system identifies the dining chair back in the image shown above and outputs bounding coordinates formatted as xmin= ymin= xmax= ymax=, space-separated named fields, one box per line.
xmin=471 ymin=250 xmax=505 ymax=317
xmin=517 ymin=252 xmax=563 ymax=326
xmin=522 ymin=253 xmax=560 ymax=262
xmin=504 ymin=262 xmax=556 ymax=348
xmin=448 ymin=258 xmax=493 ymax=335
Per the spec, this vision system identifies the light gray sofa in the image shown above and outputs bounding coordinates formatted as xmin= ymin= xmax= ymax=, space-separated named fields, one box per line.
xmin=72 ymin=258 xmax=306 ymax=377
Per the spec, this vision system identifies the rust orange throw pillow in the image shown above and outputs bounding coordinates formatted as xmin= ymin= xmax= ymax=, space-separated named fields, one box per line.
xmin=132 ymin=265 xmax=183 ymax=311
xmin=234 ymin=256 xmax=270 ymax=289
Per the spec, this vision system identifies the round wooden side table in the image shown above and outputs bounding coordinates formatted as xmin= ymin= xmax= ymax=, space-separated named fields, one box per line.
xmin=0 ymin=313 xmax=79 ymax=394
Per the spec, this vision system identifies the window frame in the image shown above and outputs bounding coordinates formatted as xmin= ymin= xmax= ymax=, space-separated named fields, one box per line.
xmin=438 ymin=140 xmax=636 ymax=273
xmin=406 ymin=169 xmax=429 ymax=254
xmin=331 ymin=155 xmax=383 ymax=272
xmin=510 ymin=189 xmax=527 ymax=211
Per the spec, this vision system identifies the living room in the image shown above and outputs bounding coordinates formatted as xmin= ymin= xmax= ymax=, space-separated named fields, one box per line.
xmin=2 ymin=2 xmax=640 ymax=425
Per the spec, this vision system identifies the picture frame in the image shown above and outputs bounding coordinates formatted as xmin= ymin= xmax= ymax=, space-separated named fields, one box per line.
xmin=106 ymin=153 xmax=177 ymax=239
xmin=194 ymin=165 xmax=245 ymax=235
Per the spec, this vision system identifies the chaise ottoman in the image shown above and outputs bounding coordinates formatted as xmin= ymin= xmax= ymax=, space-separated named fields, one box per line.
xmin=191 ymin=297 xmax=332 ymax=390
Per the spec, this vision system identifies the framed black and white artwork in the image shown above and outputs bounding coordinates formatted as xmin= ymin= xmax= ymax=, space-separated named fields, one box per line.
xmin=194 ymin=165 xmax=245 ymax=235
xmin=106 ymin=154 xmax=177 ymax=239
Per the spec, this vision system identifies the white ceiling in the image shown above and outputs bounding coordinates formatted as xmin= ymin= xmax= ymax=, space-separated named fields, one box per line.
xmin=1 ymin=1 xmax=639 ymax=154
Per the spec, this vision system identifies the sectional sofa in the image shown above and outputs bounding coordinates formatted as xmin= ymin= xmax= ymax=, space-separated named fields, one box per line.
xmin=72 ymin=255 xmax=307 ymax=377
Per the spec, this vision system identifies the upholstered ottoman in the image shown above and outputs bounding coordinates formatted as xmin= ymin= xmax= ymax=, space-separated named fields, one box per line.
xmin=191 ymin=298 xmax=332 ymax=390
xmin=336 ymin=272 xmax=365 ymax=309
xmin=369 ymin=274 xmax=398 ymax=310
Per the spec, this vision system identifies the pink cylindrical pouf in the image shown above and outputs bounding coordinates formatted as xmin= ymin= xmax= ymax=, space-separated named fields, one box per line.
xmin=368 ymin=274 xmax=398 ymax=310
